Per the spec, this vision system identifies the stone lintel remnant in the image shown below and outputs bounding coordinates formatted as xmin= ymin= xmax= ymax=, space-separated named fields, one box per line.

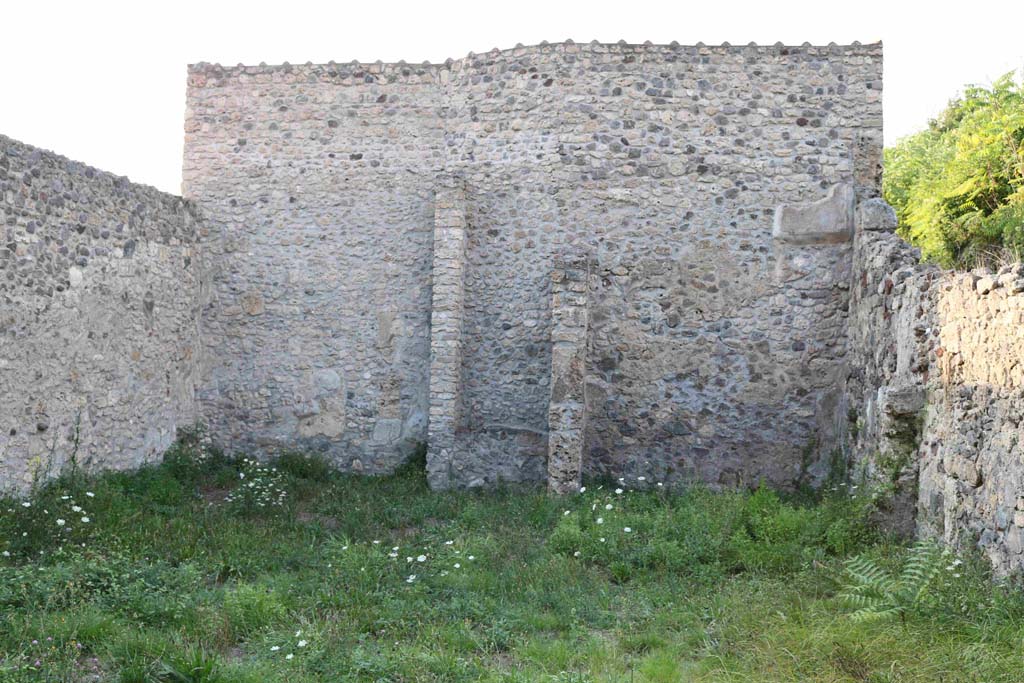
xmin=773 ymin=183 xmax=855 ymax=245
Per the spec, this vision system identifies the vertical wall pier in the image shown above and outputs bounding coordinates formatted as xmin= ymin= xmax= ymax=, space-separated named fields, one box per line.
xmin=546 ymin=256 xmax=591 ymax=494
xmin=426 ymin=180 xmax=468 ymax=489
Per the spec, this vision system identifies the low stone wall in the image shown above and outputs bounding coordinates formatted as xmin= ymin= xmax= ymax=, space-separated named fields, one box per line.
xmin=846 ymin=202 xmax=1024 ymax=574
xmin=0 ymin=135 xmax=204 ymax=492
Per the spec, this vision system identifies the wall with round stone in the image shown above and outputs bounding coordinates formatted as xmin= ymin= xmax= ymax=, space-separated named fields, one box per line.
xmin=184 ymin=41 xmax=883 ymax=488
xmin=1 ymin=134 xmax=204 ymax=492
xmin=183 ymin=62 xmax=443 ymax=472
xmin=443 ymin=42 xmax=883 ymax=487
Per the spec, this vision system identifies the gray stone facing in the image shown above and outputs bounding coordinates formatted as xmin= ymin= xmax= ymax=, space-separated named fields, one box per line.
xmin=183 ymin=60 xmax=437 ymax=473
xmin=427 ymin=181 xmax=468 ymax=489
xmin=0 ymin=134 xmax=204 ymax=492
xmin=547 ymin=256 xmax=591 ymax=494
xmin=183 ymin=41 xmax=885 ymax=491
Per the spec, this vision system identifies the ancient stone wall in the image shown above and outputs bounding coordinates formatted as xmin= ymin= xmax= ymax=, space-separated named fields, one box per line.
xmin=7 ymin=40 xmax=1024 ymax=577
xmin=846 ymin=204 xmax=1024 ymax=574
xmin=184 ymin=41 xmax=884 ymax=489
xmin=183 ymin=62 xmax=441 ymax=472
xmin=0 ymin=134 xmax=204 ymax=492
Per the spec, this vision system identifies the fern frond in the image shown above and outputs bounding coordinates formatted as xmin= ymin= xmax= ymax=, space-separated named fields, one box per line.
xmin=844 ymin=556 xmax=898 ymax=595
xmin=847 ymin=602 xmax=905 ymax=626
xmin=839 ymin=591 xmax=888 ymax=611
xmin=849 ymin=604 xmax=903 ymax=623
xmin=898 ymin=541 xmax=944 ymax=601
xmin=840 ymin=540 xmax=949 ymax=623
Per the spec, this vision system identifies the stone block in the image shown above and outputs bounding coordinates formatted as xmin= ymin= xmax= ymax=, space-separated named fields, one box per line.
xmin=772 ymin=184 xmax=855 ymax=245
xmin=855 ymin=197 xmax=898 ymax=232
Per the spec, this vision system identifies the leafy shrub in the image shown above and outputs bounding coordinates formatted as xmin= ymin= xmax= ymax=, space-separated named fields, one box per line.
xmin=885 ymin=71 xmax=1024 ymax=267
xmin=726 ymin=487 xmax=877 ymax=574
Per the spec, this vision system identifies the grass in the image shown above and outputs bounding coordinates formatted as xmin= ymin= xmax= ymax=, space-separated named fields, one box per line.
xmin=1 ymin=436 xmax=1023 ymax=682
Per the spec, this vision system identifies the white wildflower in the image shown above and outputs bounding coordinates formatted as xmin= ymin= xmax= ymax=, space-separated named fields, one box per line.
xmin=623 ymin=527 xmax=632 ymax=533
xmin=615 ymin=488 xmax=623 ymax=495
xmin=270 ymin=646 xmax=280 ymax=652
xmin=21 ymin=502 xmax=31 ymax=508
xmin=85 ymin=492 xmax=94 ymax=498
xmin=417 ymin=555 xmax=426 ymax=562
xmin=56 ymin=519 xmax=66 ymax=526
xmin=81 ymin=517 xmax=90 ymax=523
xmin=285 ymin=653 xmax=294 ymax=660
xmin=297 ymin=640 xmax=307 ymax=648
xmin=580 ymin=486 xmax=586 ymax=493
xmin=605 ymin=504 xmax=613 ymax=510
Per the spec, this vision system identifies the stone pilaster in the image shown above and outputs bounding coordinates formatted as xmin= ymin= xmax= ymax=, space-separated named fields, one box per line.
xmin=546 ymin=257 xmax=591 ymax=494
xmin=426 ymin=181 xmax=467 ymax=489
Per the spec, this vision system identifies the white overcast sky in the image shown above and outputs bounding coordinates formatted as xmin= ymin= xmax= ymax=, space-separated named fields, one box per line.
xmin=2 ymin=0 xmax=1022 ymax=195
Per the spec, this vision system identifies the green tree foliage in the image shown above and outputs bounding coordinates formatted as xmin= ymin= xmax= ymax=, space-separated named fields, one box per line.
xmin=884 ymin=72 xmax=1024 ymax=267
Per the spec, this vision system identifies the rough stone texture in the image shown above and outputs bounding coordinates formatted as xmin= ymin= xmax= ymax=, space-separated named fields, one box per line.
xmin=427 ymin=181 xmax=468 ymax=488
xmin=844 ymin=226 xmax=937 ymax=535
xmin=0 ymin=135 xmax=204 ymax=492
xmin=183 ymin=62 xmax=438 ymax=473
xmin=773 ymin=183 xmax=855 ymax=245
xmin=846 ymin=221 xmax=1024 ymax=575
xmin=183 ymin=41 xmax=884 ymax=488
xmin=9 ymin=41 xmax=1024 ymax=578
xmin=547 ymin=256 xmax=591 ymax=494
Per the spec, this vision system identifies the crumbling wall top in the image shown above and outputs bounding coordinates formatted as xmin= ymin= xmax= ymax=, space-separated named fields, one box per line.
xmin=187 ymin=40 xmax=882 ymax=79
